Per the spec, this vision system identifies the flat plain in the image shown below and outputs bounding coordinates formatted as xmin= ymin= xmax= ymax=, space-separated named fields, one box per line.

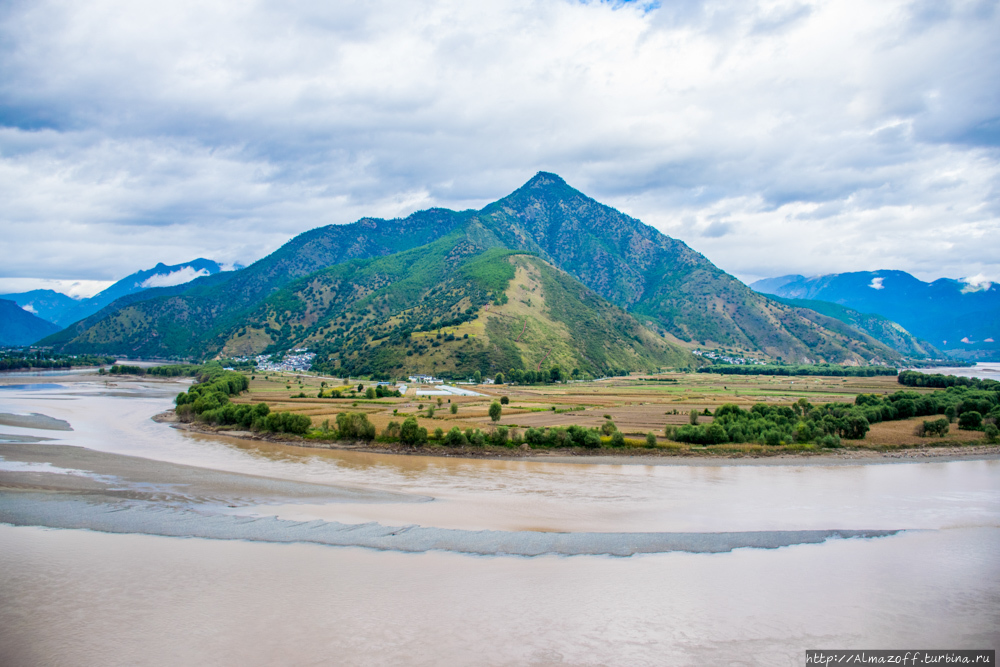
xmin=223 ymin=371 xmax=993 ymax=455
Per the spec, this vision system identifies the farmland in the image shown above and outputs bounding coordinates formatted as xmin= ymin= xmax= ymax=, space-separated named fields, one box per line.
xmin=213 ymin=370 xmax=996 ymax=456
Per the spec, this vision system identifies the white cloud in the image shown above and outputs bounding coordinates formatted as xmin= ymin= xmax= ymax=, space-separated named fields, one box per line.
xmin=868 ymin=277 xmax=885 ymax=290
xmin=961 ymin=273 xmax=994 ymax=292
xmin=0 ymin=0 xmax=997 ymax=285
xmin=139 ymin=267 xmax=211 ymax=289
xmin=20 ymin=303 xmax=37 ymax=314
xmin=0 ymin=278 xmax=114 ymax=299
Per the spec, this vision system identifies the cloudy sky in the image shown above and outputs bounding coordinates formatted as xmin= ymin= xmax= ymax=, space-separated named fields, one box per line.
xmin=1 ymin=0 xmax=998 ymax=297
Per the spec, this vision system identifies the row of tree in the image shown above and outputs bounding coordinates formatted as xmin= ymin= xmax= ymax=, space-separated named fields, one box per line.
xmin=174 ymin=368 xmax=311 ymax=435
xmin=0 ymin=352 xmax=116 ymax=371
xmin=698 ymin=364 xmax=897 ymax=377
xmin=669 ymin=380 xmax=999 ymax=446
xmin=898 ymin=370 xmax=1000 ymax=391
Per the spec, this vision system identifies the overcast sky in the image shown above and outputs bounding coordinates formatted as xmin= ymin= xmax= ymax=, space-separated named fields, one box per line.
xmin=1 ymin=0 xmax=998 ymax=297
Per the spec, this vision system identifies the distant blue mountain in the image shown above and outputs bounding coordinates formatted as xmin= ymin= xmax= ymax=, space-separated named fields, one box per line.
xmin=0 ymin=259 xmax=231 ymax=328
xmin=0 ymin=299 xmax=62 ymax=346
xmin=751 ymin=271 xmax=1000 ymax=361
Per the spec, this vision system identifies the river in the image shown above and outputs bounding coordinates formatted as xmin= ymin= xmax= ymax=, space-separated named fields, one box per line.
xmin=0 ymin=376 xmax=997 ymax=665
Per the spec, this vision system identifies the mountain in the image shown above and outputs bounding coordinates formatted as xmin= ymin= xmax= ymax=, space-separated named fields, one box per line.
xmin=767 ymin=296 xmax=943 ymax=359
xmin=467 ymin=173 xmax=903 ymax=364
xmin=752 ymin=271 xmax=1000 ymax=361
xmin=0 ymin=299 xmax=62 ymax=346
xmin=42 ymin=173 xmax=907 ymax=368
xmin=0 ymin=259 xmax=229 ymax=327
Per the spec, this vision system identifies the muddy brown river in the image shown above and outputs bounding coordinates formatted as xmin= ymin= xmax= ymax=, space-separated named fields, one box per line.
xmin=0 ymin=376 xmax=997 ymax=665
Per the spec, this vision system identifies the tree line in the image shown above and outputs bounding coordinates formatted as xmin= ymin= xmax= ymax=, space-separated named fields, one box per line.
xmin=0 ymin=352 xmax=116 ymax=371
xmin=698 ymin=364 xmax=897 ymax=377
xmin=669 ymin=379 xmax=999 ymax=446
xmin=173 ymin=368 xmax=311 ymax=435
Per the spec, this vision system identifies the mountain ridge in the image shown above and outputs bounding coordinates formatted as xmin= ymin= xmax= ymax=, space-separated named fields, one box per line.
xmin=752 ymin=271 xmax=999 ymax=361
xmin=42 ymin=173 xmax=908 ymax=368
xmin=0 ymin=299 xmax=62 ymax=346
xmin=1 ymin=258 xmax=230 ymax=328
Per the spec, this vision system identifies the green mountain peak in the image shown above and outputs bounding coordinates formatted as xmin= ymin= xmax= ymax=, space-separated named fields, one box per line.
xmin=42 ymin=174 xmax=916 ymax=369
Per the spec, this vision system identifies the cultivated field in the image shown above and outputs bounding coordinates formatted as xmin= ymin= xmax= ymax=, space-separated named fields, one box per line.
xmin=224 ymin=370 xmax=993 ymax=451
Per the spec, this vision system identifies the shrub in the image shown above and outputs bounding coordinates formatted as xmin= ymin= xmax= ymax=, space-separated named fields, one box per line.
xmin=645 ymin=432 xmax=657 ymax=448
xmin=500 ymin=396 xmax=509 ymax=405
xmin=444 ymin=427 xmax=468 ymax=446
xmin=984 ymin=423 xmax=999 ymax=443
xmin=489 ymin=401 xmax=502 ymax=422
xmin=336 ymin=412 xmax=376 ymax=440
xmin=610 ymin=431 xmax=625 ymax=447
xmin=818 ymin=434 xmax=842 ymax=448
xmin=469 ymin=429 xmax=486 ymax=446
xmin=689 ymin=410 xmax=699 ymax=425
xmin=450 ymin=403 xmax=458 ymax=414
xmin=919 ymin=418 xmax=949 ymax=437
xmin=383 ymin=421 xmax=401 ymax=439
xmin=764 ymin=429 xmax=783 ymax=446
xmin=600 ymin=419 xmax=617 ymax=436
xmin=490 ymin=426 xmax=509 ymax=446
xmin=434 ymin=427 xmax=444 ymax=440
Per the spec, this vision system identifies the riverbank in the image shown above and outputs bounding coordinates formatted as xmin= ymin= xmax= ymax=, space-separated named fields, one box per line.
xmin=158 ymin=410 xmax=1000 ymax=466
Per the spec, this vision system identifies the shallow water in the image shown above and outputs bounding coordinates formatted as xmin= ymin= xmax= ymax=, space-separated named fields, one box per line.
xmin=1 ymin=525 xmax=997 ymax=666
xmin=0 ymin=379 xmax=998 ymax=663
xmin=2 ymin=382 xmax=998 ymax=534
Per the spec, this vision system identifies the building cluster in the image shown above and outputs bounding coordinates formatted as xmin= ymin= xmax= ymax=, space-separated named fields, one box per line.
xmin=407 ymin=374 xmax=442 ymax=384
xmin=232 ymin=350 xmax=316 ymax=373
xmin=692 ymin=349 xmax=765 ymax=365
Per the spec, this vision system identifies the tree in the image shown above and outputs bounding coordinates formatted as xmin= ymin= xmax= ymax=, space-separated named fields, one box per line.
xmin=450 ymin=403 xmax=458 ymax=414
xmin=357 ymin=383 xmax=364 ymax=393
xmin=365 ymin=387 xmax=376 ymax=399
xmin=444 ymin=427 xmax=467 ymax=446
xmin=958 ymin=411 xmax=983 ymax=430
xmin=610 ymin=431 xmax=625 ymax=447
xmin=400 ymin=417 xmax=427 ymax=445
xmin=500 ymin=395 xmax=509 ymax=405
xmin=473 ymin=370 xmax=482 ymax=384
xmin=490 ymin=425 xmax=509 ymax=446
xmin=645 ymin=432 xmax=657 ymax=448
xmin=550 ymin=365 xmax=562 ymax=383
xmin=600 ymin=419 xmax=617 ymax=436
xmin=689 ymin=410 xmax=699 ymax=425
xmin=984 ymin=423 xmax=999 ymax=443
xmin=495 ymin=372 xmax=504 ymax=385
xmin=489 ymin=400 xmax=502 ymax=422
